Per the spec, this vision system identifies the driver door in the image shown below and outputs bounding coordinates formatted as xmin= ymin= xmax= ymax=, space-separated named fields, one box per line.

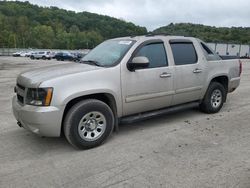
xmin=121 ymin=40 xmax=174 ymax=116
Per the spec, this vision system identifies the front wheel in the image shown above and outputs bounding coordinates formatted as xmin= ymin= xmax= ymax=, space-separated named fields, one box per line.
xmin=199 ymin=82 xmax=226 ymax=114
xmin=64 ymin=99 xmax=114 ymax=149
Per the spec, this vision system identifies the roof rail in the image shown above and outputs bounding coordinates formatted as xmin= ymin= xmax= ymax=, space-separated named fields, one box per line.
xmin=145 ymin=32 xmax=169 ymax=37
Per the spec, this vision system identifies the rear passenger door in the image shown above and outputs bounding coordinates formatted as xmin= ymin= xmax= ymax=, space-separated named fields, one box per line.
xmin=170 ymin=39 xmax=205 ymax=105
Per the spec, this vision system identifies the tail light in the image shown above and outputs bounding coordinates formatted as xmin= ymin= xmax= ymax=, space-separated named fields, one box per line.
xmin=239 ymin=60 xmax=242 ymax=76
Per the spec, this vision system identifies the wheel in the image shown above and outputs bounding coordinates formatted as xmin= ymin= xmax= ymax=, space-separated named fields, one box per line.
xmin=42 ymin=56 xmax=46 ymax=60
xmin=30 ymin=56 xmax=34 ymax=60
xmin=64 ymin=99 xmax=114 ymax=149
xmin=199 ymin=82 xmax=226 ymax=114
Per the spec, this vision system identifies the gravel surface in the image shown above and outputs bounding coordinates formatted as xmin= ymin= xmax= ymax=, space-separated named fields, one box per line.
xmin=1 ymin=56 xmax=250 ymax=188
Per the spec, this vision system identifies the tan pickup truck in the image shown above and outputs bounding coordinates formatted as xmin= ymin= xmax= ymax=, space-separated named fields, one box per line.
xmin=12 ymin=35 xmax=242 ymax=149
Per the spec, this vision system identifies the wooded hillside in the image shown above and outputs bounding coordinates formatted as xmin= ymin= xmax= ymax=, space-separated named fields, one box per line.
xmin=154 ymin=23 xmax=250 ymax=44
xmin=0 ymin=1 xmax=147 ymax=49
xmin=0 ymin=1 xmax=249 ymax=49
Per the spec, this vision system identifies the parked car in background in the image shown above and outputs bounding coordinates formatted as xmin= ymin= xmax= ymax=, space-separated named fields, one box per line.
xmin=20 ymin=51 xmax=28 ymax=57
xmin=50 ymin=51 xmax=57 ymax=59
xmin=55 ymin=52 xmax=74 ymax=61
xmin=30 ymin=51 xmax=52 ymax=60
xmin=13 ymin=51 xmax=21 ymax=57
xmin=13 ymin=51 xmax=26 ymax=57
xmin=72 ymin=52 xmax=86 ymax=62
xmin=25 ymin=51 xmax=33 ymax=57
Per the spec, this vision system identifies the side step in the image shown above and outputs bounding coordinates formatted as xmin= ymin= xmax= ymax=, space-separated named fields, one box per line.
xmin=120 ymin=102 xmax=199 ymax=124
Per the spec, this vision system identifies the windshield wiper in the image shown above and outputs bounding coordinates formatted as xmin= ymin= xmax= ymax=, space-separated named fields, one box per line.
xmin=80 ymin=60 xmax=103 ymax=67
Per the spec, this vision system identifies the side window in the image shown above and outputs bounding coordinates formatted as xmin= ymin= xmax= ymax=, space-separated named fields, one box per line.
xmin=201 ymin=42 xmax=213 ymax=55
xmin=135 ymin=43 xmax=168 ymax=68
xmin=200 ymin=42 xmax=222 ymax=61
xmin=170 ymin=43 xmax=197 ymax=65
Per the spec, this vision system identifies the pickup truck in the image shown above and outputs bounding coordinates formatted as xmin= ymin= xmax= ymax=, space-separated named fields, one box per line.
xmin=12 ymin=35 xmax=242 ymax=149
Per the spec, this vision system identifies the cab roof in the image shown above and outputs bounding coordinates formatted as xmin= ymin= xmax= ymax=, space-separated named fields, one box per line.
xmin=112 ymin=34 xmax=197 ymax=43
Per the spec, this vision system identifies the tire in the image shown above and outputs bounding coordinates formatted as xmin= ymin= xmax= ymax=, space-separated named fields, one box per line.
xmin=42 ymin=56 xmax=46 ymax=60
xmin=64 ymin=99 xmax=114 ymax=149
xmin=199 ymin=82 xmax=226 ymax=114
xmin=30 ymin=56 xmax=34 ymax=60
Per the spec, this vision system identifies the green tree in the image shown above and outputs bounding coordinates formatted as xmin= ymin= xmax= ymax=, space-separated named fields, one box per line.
xmin=31 ymin=25 xmax=54 ymax=48
xmin=17 ymin=16 xmax=29 ymax=47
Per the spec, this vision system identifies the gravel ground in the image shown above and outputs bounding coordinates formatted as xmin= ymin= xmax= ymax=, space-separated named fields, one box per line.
xmin=0 ymin=56 xmax=250 ymax=188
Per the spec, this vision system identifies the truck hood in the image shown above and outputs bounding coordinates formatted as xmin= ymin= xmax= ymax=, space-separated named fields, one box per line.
xmin=17 ymin=62 xmax=102 ymax=88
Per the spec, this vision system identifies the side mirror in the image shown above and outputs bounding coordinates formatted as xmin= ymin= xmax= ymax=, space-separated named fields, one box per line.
xmin=128 ymin=56 xmax=149 ymax=71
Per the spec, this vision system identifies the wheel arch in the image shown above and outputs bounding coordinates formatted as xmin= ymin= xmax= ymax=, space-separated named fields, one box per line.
xmin=61 ymin=93 xmax=118 ymax=136
xmin=210 ymin=75 xmax=229 ymax=92
xmin=205 ymin=75 xmax=229 ymax=102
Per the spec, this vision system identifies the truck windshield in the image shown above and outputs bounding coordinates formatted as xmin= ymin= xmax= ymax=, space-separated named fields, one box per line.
xmin=81 ymin=39 xmax=135 ymax=67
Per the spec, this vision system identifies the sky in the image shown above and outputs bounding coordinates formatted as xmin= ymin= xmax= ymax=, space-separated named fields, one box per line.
xmin=16 ymin=0 xmax=250 ymax=31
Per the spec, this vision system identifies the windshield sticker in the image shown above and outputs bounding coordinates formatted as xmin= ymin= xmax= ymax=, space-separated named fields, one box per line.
xmin=119 ymin=41 xmax=132 ymax=45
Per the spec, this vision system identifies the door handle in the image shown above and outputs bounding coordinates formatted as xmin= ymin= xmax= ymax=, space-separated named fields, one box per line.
xmin=193 ymin=68 xmax=203 ymax=73
xmin=160 ymin=72 xmax=172 ymax=78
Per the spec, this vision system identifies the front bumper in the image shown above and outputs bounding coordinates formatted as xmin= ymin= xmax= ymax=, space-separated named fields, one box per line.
xmin=12 ymin=96 xmax=63 ymax=137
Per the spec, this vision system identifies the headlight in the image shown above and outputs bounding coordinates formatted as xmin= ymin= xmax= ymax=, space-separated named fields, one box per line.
xmin=26 ymin=88 xmax=53 ymax=106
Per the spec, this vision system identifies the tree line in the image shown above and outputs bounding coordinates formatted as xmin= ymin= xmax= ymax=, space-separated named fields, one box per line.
xmin=0 ymin=1 xmax=249 ymax=50
xmin=0 ymin=1 xmax=147 ymax=49
xmin=154 ymin=23 xmax=250 ymax=44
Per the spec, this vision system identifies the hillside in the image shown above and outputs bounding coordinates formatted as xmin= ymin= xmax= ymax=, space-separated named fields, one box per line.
xmin=154 ymin=23 xmax=250 ymax=44
xmin=0 ymin=1 xmax=147 ymax=49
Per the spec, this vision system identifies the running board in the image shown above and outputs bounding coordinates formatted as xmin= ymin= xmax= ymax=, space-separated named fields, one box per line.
xmin=120 ymin=102 xmax=199 ymax=124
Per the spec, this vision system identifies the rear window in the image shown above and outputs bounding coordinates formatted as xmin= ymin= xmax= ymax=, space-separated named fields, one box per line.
xmin=170 ymin=42 xmax=197 ymax=65
xmin=200 ymin=42 xmax=222 ymax=61
xmin=201 ymin=43 xmax=213 ymax=55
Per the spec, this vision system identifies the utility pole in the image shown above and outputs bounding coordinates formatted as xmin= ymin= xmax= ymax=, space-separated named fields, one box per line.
xmin=249 ymin=45 xmax=250 ymax=57
xmin=239 ymin=44 xmax=241 ymax=57
xmin=226 ymin=43 xmax=229 ymax=55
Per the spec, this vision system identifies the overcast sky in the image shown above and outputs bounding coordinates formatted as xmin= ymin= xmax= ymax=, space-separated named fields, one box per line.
xmin=17 ymin=0 xmax=250 ymax=31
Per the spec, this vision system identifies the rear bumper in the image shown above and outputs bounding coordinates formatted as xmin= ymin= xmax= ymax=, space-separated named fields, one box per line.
xmin=12 ymin=96 xmax=63 ymax=137
xmin=228 ymin=77 xmax=241 ymax=92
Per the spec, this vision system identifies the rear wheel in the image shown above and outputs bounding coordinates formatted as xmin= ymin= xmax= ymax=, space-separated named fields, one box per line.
xmin=199 ymin=82 xmax=226 ymax=114
xmin=64 ymin=99 xmax=114 ymax=149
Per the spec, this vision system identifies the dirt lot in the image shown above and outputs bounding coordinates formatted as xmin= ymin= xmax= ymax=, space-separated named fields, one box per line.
xmin=0 ymin=56 xmax=250 ymax=188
